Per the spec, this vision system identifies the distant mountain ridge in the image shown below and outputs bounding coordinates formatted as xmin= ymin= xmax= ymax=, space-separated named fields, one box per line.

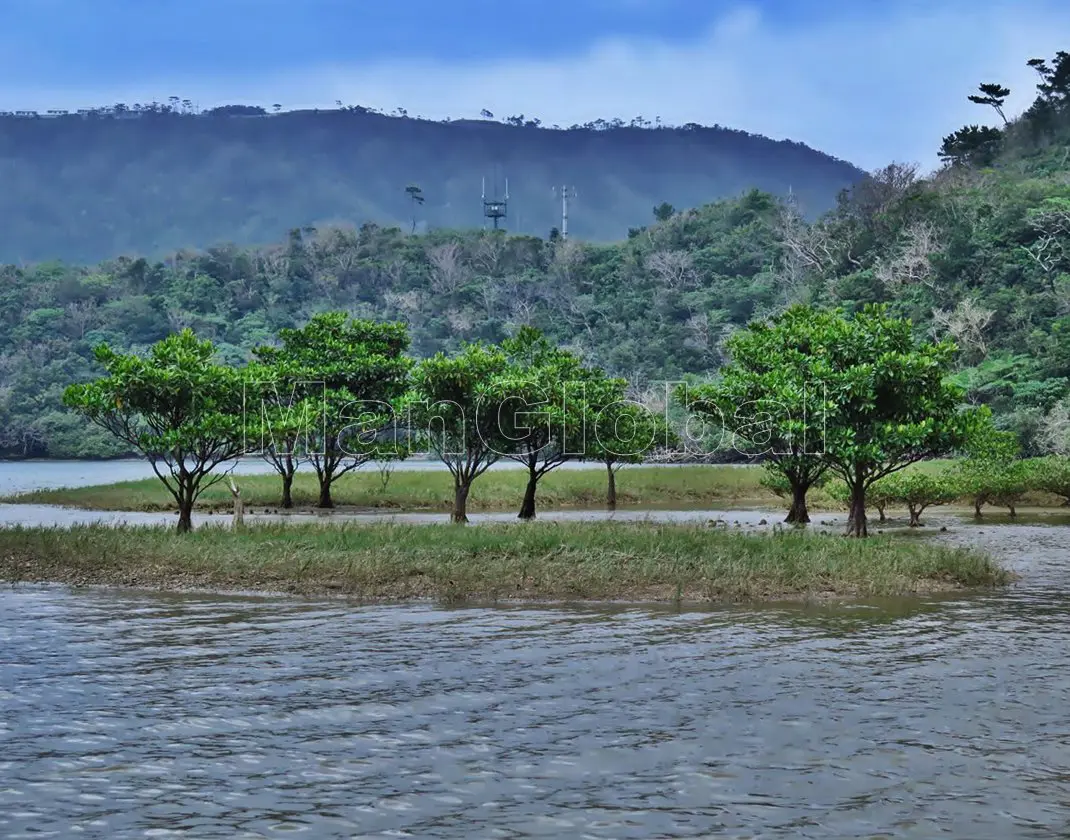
xmin=0 ymin=106 xmax=863 ymax=263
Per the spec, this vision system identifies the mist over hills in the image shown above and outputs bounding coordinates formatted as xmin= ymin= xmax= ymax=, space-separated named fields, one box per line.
xmin=0 ymin=105 xmax=862 ymax=263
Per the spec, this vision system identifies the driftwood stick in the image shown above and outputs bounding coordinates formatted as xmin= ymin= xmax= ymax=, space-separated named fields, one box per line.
xmin=228 ymin=476 xmax=245 ymax=528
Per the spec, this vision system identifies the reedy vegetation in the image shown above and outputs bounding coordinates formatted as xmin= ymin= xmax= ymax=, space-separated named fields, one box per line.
xmin=0 ymin=522 xmax=1011 ymax=601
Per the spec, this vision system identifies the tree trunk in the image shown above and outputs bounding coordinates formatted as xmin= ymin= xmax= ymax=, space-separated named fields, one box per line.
xmin=317 ymin=476 xmax=334 ymax=509
xmin=606 ymin=462 xmax=617 ymax=512
xmin=845 ymin=483 xmax=868 ymax=538
xmin=177 ymin=489 xmax=194 ymax=534
xmin=281 ymin=472 xmax=294 ymax=509
xmin=1008 ymin=504 xmax=1017 ymax=518
xmin=877 ymin=504 xmax=887 ymax=523
xmin=908 ymin=504 xmax=922 ymax=527
xmin=452 ymin=481 xmax=470 ymax=524
xmin=974 ymin=498 xmax=984 ymax=517
xmin=518 ymin=468 xmax=538 ymax=520
xmin=784 ymin=483 xmax=810 ymax=524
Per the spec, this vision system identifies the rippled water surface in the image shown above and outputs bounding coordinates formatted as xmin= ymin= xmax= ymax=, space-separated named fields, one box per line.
xmin=3 ymin=520 xmax=1070 ymax=838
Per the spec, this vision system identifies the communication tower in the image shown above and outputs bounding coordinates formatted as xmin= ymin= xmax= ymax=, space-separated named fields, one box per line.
xmin=482 ymin=174 xmax=509 ymax=230
xmin=553 ymin=185 xmax=577 ymax=239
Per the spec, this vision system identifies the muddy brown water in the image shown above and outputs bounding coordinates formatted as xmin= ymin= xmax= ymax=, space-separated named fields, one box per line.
xmin=2 ymin=461 xmax=1070 ymax=837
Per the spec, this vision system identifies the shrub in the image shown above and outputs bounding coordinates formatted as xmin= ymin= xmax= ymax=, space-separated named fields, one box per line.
xmin=879 ymin=471 xmax=962 ymax=526
xmin=825 ymin=478 xmax=895 ymax=521
xmin=955 ymin=456 xmax=1037 ymax=517
xmin=1032 ymin=456 xmax=1070 ymax=506
xmin=759 ymin=466 xmax=830 ymax=520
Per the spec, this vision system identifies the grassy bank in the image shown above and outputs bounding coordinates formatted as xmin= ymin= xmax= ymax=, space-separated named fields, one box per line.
xmin=0 ymin=521 xmax=1010 ymax=602
xmin=4 ymin=465 xmax=824 ymax=513
xmin=6 ymin=461 xmax=1062 ymax=520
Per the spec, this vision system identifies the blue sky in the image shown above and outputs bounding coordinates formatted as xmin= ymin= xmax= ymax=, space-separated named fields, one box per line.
xmin=1 ymin=0 xmax=1068 ymax=169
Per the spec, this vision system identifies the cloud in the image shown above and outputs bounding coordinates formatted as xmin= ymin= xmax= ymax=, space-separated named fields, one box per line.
xmin=2 ymin=1 xmax=1068 ymax=171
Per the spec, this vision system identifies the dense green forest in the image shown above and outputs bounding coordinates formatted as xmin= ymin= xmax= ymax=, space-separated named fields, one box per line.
xmin=0 ymin=104 xmax=860 ymax=263
xmin=2 ymin=49 xmax=1069 ymax=460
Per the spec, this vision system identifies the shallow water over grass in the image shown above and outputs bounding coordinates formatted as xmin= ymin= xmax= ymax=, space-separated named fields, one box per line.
xmin=0 ymin=457 xmax=709 ymax=496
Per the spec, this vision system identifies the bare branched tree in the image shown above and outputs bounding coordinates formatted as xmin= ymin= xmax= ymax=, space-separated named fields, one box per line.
xmin=550 ymin=238 xmax=586 ymax=287
xmin=473 ymin=233 xmax=506 ymax=276
xmin=540 ymin=239 xmax=589 ymax=323
xmin=506 ymin=299 xmax=536 ymax=329
xmin=497 ymin=275 xmax=540 ymax=329
xmin=682 ymin=312 xmax=715 ymax=363
xmin=65 ymin=299 xmax=99 ymax=339
xmin=932 ymin=297 xmax=995 ymax=361
xmin=645 ymin=249 xmax=698 ymax=289
xmin=1038 ymin=397 xmax=1070 ymax=456
xmin=428 ymin=242 xmax=469 ymax=295
xmin=1022 ymin=203 xmax=1070 ymax=282
xmin=849 ymin=162 xmax=919 ymax=222
xmin=771 ymin=247 xmax=811 ymax=306
xmin=874 ymin=221 xmax=943 ymax=291
xmin=556 ymin=293 xmax=611 ymax=341
xmin=445 ymin=307 xmax=477 ymax=334
xmin=714 ymin=322 xmax=740 ymax=364
xmin=477 ymin=278 xmax=503 ymax=319
xmin=166 ymin=307 xmax=195 ymax=333
xmin=0 ymin=420 xmax=47 ymax=457
xmin=1025 ymin=234 xmax=1064 ymax=274
xmin=775 ymin=201 xmax=839 ymax=274
xmin=258 ymin=248 xmax=289 ymax=280
xmin=932 ymin=167 xmax=1008 ymax=249
xmin=383 ymin=289 xmax=425 ymax=317
xmin=378 ymin=258 xmax=406 ymax=288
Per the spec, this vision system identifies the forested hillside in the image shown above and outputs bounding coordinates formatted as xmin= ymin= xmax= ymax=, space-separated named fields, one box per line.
xmin=0 ymin=105 xmax=861 ymax=263
xmin=1 ymin=49 xmax=1069 ymax=460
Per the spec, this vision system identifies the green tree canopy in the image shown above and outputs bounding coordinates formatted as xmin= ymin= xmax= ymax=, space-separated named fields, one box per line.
xmin=498 ymin=326 xmax=594 ymax=520
xmin=405 ymin=342 xmax=521 ymax=522
xmin=938 ymin=125 xmax=1003 ymax=167
xmin=968 ymin=82 xmax=1012 ymax=125
xmin=251 ymin=312 xmax=412 ymax=508
xmin=680 ymin=305 xmax=836 ymax=524
xmin=815 ymin=305 xmax=986 ymax=535
xmin=876 ymin=470 xmax=962 ymax=526
xmin=62 ymin=329 xmax=246 ymax=532
xmin=405 ymin=184 xmax=425 ymax=233
xmin=585 ymin=379 xmax=672 ymax=510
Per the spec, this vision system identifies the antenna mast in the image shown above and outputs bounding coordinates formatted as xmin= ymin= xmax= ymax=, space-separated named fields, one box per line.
xmin=482 ymin=170 xmax=508 ymax=231
xmin=553 ymin=185 xmax=576 ymax=239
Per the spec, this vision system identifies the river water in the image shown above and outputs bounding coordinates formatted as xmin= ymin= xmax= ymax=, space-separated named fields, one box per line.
xmin=0 ymin=457 xmax=681 ymax=497
xmin=3 ymin=463 xmax=1070 ymax=837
